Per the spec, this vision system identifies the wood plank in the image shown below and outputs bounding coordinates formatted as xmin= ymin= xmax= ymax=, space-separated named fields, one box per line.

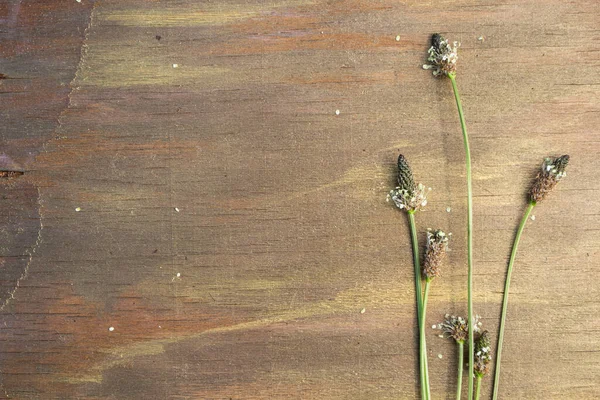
xmin=1 ymin=0 xmax=599 ymax=398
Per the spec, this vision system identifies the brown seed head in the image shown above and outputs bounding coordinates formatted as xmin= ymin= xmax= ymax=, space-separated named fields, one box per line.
xmin=422 ymin=229 xmax=449 ymax=280
xmin=437 ymin=314 xmax=481 ymax=343
xmin=529 ymin=155 xmax=569 ymax=204
xmin=474 ymin=330 xmax=492 ymax=377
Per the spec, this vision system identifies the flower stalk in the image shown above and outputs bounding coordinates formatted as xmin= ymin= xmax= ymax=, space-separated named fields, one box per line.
xmin=448 ymin=74 xmax=475 ymax=400
xmin=390 ymin=154 xmax=430 ymax=399
xmin=456 ymin=341 xmax=464 ymax=400
xmin=407 ymin=211 xmax=429 ymax=399
xmin=424 ymin=32 xmax=475 ymax=398
xmin=492 ymin=155 xmax=569 ymax=400
xmin=475 ymin=376 xmax=483 ymax=400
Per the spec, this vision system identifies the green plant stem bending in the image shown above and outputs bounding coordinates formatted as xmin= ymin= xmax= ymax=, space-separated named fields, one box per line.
xmin=448 ymin=73 xmax=474 ymax=400
xmin=492 ymin=201 xmax=536 ymax=400
xmin=456 ymin=341 xmax=464 ymax=400
xmin=407 ymin=211 xmax=428 ymax=400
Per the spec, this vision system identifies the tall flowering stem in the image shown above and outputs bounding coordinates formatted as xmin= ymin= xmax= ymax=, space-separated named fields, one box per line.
xmin=491 ymin=202 xmax=533 ymax=400
xmin=492 ymin=155 xmax=569 ymax=400
xmin=390 ymin=155 xmax=430 ymax=399
xmin=424 ymin=32 xmax=475 ymax=398
xmin=449 ymin=72 xmax=475 ymax=400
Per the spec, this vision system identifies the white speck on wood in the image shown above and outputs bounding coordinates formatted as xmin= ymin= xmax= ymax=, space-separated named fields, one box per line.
xmin=75 ymin=207 xmax=81 ymax=212
xmin=395 ymin=35 xmax=401 ymax=41
xmin=438 ymin=354 xmax=443 ymax=359
xmin=108 ymin=326 xmax=114 ymax=332
xmin=335 ymin=109 xmax=340 ymax=115
xmin=360 ymin=308 xmax=366 ymax=314
xmin=172 ymin=63 xmax=179 ymax=68
xmin=531 ymin=215 xmax=536 ymax=221
xmin=446 ymin=207 xmax=451 ymax=212
xmin=175 ymin=207 xmax=180 ymax=212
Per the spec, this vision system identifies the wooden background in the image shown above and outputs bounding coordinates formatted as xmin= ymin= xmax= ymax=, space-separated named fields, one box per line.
xmin=1 ymin=0 xmax=598 ymax=398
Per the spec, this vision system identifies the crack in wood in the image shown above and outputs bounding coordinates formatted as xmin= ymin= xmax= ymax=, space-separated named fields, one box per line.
xmin=0 ymin=186 xmax=43 ymax=312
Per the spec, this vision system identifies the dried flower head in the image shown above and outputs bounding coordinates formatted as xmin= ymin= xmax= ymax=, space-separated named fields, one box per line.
xmin=422 ymin=229 xmax=450 ymax=280
xmin=474 ymin=330 xmax=492 ymax=377
xmin=423 ymin=33 xmax=460 ymax=77
xmin=436 ymin=314 xmax=481 ymax=343
xmin=529 ymin=155 xmax=569 ymax=204
xmin=387 ymin=154 xmax=430 ymax=212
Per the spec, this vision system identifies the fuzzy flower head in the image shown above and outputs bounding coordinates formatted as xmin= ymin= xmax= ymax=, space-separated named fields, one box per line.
xmin=423 ymin=33 xmax=460 ymax=77
xmin=387 ymin=154 xmax=430 ymax=212
xmin=529 ymin=155 xmax=569 ymax=204
xmin=436 ymin=314 xmax=482 ymax=343
xmin=422 ymin=229 xmax=450 ymax=280
xmin=389 ymin=183 xmax=429 ymax=212
xmin=474 ymin=330 xmax=492 ymax=377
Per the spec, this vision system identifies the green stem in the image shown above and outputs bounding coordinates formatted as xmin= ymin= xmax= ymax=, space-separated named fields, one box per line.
xmin=492 ymin=202 xmax=535 ymax=400
xmin=475 ymin=375 xmax=482 ymax=400
xmin=407 ymin=211 xmax=427 ymax=400
xmin=456 ymin=341 xmax=464 ymax=400
xmin=422 ymin=279 xmax=432 ymax=400
xmin=449 ymin=73 xmax=474 ymax=400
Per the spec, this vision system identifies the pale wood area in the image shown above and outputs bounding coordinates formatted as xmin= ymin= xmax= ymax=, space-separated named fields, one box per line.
xmin=0 ymin=0 xmax=599 ymax=398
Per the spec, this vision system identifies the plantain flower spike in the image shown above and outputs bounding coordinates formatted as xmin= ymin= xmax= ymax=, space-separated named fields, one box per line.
xmin=397 ymin=154 xmax=417 ymax=193
xmin=474 ymin=330 xmax=492 ymax=377
xmin=423 ymin=33 xmax=460 ymax=77
xmin=388 ymin=154 xmax=429 ymax=212
xmin=436 ymin=314 xmax=481 ymax=344
xmin=422 ymin=229 xmax=450 ymax=281
xmin=529 ymin=155 xmax=569 ymax=204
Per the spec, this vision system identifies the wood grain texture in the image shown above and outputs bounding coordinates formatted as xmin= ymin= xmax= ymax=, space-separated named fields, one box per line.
xmin=1 ymin=0 xmax=599 ymax=398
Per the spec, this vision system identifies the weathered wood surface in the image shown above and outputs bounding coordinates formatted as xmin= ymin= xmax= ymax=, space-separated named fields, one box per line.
xmin=1 ymin=0 xmax=599 ymax=398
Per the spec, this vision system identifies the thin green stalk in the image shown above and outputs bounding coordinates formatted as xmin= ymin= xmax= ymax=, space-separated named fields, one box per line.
xmin=456 ymin=341 xmax=464 ymax=400
xmin=422 ymin=279 xmax=432 ymax=400
xmin=449 ymin=73 xmax=474 ymax=400
xmin=492 ymin=202 xmax=535 ymax=400
xmin=475 ymin=375 xmax=482 ymax=400
xmin=407 ymin=211 xmax=428 ymax=400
